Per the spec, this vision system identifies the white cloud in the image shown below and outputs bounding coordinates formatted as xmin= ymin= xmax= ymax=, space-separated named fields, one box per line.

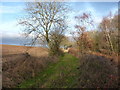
xmin=0 ymin=0 xmax=119 ymax=2
xmin=66 ymin=5 xmax=103 ymax=32
xmin=85 ymin=6 xmax=102 ymax=24
xmin=1 ymin=32 xmax=21 ymax=38
xmin=111 ymin=7 xmax=118 ymax=15
xmin=0 ymin=20 xmax=36 ymax=39
xmin=0 ymin=5 xmax=24 ymax=14
xmin=0 ymin=20 xmax=21 ymax=34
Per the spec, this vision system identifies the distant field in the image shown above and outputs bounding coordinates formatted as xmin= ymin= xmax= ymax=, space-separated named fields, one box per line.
xmin=1 ymin=44 xmax=48 ymax=58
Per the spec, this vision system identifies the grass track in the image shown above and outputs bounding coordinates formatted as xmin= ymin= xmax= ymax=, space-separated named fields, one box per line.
xmin=18 ymin=53 xmax=79 ymax=88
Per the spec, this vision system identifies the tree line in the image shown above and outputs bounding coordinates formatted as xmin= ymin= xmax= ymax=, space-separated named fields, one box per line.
xmin=19 ymin=2 xmax=119 ymax=56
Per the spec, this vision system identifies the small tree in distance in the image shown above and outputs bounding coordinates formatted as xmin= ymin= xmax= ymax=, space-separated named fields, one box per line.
xmin=99 ymin=14 xmax=114 ymax=52
xmin=72 ymin=12 xmax=94 ymax=56
xmin=49 ymin=22 xmax=67 ymax=55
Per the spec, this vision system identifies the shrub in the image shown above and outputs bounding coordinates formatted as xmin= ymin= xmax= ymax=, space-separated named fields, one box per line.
xmin=2 ymin=54 xmax=58 ymax=88
xmin=78 ymin=54 xmax=118 ymax=88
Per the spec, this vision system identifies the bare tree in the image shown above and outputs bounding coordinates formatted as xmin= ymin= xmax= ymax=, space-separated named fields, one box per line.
xmin=19 ymin=2 xmax=68 ymax=55
xmin=49 ymin=20 xmax=67 ymax=55
xmin=72 ymin=12 xmax=94 ymax=56
xmin=99 ymin=13 xmax=114 ymax=52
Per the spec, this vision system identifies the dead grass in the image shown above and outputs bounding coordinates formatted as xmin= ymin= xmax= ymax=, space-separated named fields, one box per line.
xmin=1 ymin=44 xmax=48 ymax=57
xmin=78 ymin=54 xmax=118 ymax=88
xmin=88 ymin=50 xmax=118 ymax=64
xmin=1 ymin=44 xmax=58 ymax=88
xmin=68 ymin=47 xmax=118 ymax=65
xmin=67 ymin=48 xmax=118 ymax=88
xmin=68 ymin=48 xmax=79 ymax=58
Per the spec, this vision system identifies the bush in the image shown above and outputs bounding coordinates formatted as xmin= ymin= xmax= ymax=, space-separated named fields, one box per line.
xmin=49 ymin=48 xmax=64 ymax=56
xmin=2 ymin=54 xmax=58 ymax=88
xmin=78 ymin=54 xmax=118 ymax=88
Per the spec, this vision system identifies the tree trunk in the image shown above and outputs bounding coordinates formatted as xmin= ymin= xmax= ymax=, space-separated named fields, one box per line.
xmin=105 ymin=26 xmax=114 ymax=52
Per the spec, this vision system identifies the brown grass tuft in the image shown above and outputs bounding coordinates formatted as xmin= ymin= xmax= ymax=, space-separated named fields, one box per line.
xmin=1 ymin=44 xmax=58 ymax=88
xmin=78 ymin=54 xmax=118 ymax=88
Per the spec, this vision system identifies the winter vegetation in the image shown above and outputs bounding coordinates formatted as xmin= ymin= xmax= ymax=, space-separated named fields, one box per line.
xmin=1 ymin=2 xmax=119 ymax=89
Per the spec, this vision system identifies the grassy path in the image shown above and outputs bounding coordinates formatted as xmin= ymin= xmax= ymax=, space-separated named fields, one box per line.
xmin=18 ymin=53 xmax=79 ymax=88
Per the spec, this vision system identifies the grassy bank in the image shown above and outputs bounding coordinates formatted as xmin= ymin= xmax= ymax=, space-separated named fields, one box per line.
xmin=18 ymin=53 xmax=79 ymax=88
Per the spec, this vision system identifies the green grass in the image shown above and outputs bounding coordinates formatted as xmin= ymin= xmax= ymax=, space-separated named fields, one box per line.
xmin=18 ymin=53 xmax=79 ymax=88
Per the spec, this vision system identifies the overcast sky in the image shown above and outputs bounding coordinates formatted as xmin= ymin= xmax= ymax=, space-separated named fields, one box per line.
xmin=0 ymin=2 xmax=118 ymax=45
